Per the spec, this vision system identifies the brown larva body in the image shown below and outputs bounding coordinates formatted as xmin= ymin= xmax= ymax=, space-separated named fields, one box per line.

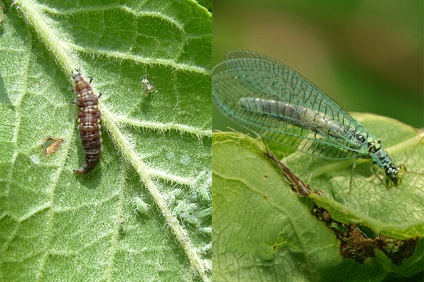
xmin=72 ymin=70 xmax=102 ymax=174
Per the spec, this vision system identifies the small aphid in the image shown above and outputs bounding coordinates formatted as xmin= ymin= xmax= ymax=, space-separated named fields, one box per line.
xmin=133 ymin=196 xmax=150 ymax=216
xmin=42 ymin=137 xmax=63 ymax=156
xmin=119 ymin=216 xmax=128 ymax=225
xmin=72 ymin=70 xmax=102 ymax=174
xmin=198 ymin=226 xmax=212 ymax=235
xmin=200 ymin=243 xmax=212 ymax=255
xmin=141 ymin=77 xmax=155 ymax=93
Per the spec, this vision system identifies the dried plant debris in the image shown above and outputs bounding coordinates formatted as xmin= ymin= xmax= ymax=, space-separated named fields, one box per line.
xmin=0 ymin=2 xmax=5 ymax=27
xmin=312 ymin=205 xmax=419 ymax=265
xmin=42 ymin=137 xmax=63 ymax=156
xmin=265 ymin=148 xmax=419 ymax=265
xmin=265 ymin=148 xmax=322 ymax=196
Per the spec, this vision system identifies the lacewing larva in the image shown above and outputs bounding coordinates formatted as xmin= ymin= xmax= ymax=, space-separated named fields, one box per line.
xmin=72 ymin=70 xmax=102 ymax=174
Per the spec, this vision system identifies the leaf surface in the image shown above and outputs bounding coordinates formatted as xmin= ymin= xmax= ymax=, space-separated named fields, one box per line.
xmin=212 ymin=113 xmax=424 ymax=281
xmin=0 ymin=0 xmax=211 ymax=281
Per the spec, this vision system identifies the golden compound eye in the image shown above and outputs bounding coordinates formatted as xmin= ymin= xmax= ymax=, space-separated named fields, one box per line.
xmin=72 ymin=70 xmax=102 ymax=174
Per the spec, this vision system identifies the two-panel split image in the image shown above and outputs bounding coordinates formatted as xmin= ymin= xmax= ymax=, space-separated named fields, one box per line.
xmin=0 ymin=1 xmax=423 ymax=281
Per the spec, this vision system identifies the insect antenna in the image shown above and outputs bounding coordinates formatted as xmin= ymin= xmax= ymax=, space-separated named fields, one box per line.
xmin=401 ymin=135 xmax=424 ymax=166
xmin=400 ymin=135 xmax=424 ymax=179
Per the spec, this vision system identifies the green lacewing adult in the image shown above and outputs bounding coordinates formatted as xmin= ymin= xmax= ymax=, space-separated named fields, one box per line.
xmin=213 ymin=50 xmax=412 ymax=187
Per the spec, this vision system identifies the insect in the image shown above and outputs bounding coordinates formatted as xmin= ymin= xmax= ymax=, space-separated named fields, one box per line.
xmin=141 ymin=77 xmax=153 ymax=92
xmin=133 ymin=196 xmax=150 ymax=216
xmin=141 ymin=76 xmax=157 ymax=94
xmin=72 ymin=70 xmax=101 ymax=174
xmin=213 ymin=50 xmax=408 ymax=187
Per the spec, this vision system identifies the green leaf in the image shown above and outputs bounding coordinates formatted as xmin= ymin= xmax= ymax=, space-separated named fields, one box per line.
xmin=212 ymin=113 xmax=424 ymax=281
xmin=0 ymin=0 xmax=211 ymax=281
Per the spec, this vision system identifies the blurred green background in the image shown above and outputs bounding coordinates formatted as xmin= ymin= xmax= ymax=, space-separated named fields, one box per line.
xmin=213 ymin=0 xmax=423 ymax=131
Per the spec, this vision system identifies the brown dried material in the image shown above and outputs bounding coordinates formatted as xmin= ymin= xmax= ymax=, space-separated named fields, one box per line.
xmin=42 ymin=137 xmax=63 ymax=156
xmin=312 ymin=205 xmax=419 ymax=265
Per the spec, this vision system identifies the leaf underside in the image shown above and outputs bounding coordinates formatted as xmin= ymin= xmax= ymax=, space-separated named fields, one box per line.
xmin=213 ymin=113 xmax=424 ymax=281
xmin=0 ymin=0 xmax=211 ymax=281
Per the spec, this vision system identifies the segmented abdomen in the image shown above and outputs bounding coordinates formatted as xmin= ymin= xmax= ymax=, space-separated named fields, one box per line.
xmin=72 ymin=70 xmax=101 ymax=174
